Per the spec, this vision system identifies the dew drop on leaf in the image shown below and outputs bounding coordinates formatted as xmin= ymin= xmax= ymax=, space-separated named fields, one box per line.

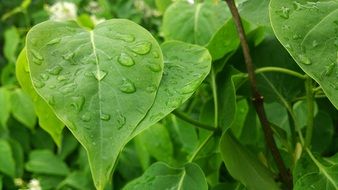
xmin=298 ymin=54 xmax=311 ymax=65
xmin=39 ymin=73 xmax=49 ymax=81
xmin=312 ymin=40 xmax=319 ymax=48
xmin=130 ymin=41 xmax=152 ymax=55
xmin=152 ymin=51 xmax=159 ymax=58
xmin=100 ymin=113 xmax=111 ymax=121
xmin=34 ymin=80 xmax=45 ymax=88
xmin=92 ymin=70 xmax=107 ymax=81
xmin=47 ymin=38 xmax=61 ymax=45
xmin=146 ymin=85 xmax=157 ymax=93
xmin=57 ymin=75 xmax=68 ymax=81
xmin=147 ymin=63 xmax=162 ymax=72
xmin=48 ymin=85 xmax=56 ymax=89
xmin=81 ymin=112 xmax=91 ymax=122
xmin=118 ymin=52 xmax=135 ymax=67
xmin=323 ymin=62 xmax=335 ymax=76
xmin=31 ymin=50 xmax=43 ymax=61
xmin=113 ymin=32 xmax=135 ymax=42
xmin=62 ymin=52 xmax=75 ymax=60
xmin=70 ymin=95 xmax=85 ymax=112
xmin=48 ymin=65 xmax=63 ymax=75
xmin=48 ymin=96 xmax=56 ymax=105
xmin=292 ymin=34 xmax=302 ymax=40
xmin=119 ymin=78 xmax=136 ymax=93
xmin=276 ymin=7 xmax=290 ymax=19
xmin=59 ymin=83 xmax=77 ymax=94
xmin=117 ymin=113 xmax=126 ymax=129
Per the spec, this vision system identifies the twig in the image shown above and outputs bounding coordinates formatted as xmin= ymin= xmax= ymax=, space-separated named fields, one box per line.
xmin=225 ymin=0 xmax=293 ymax=189
xmin=172 ymin=110 xmax=217 ymax=132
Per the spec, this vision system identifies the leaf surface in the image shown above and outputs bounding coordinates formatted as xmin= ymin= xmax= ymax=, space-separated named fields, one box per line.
xmin=270 ymin=0 xmax=338 ymax=109
xmin=133 ymin=41 xmax=211 ymax=136
xmin=16 ymin=49 xmax=64 ymax=147
xmin=220 ymin=133 xmax=280 ymax=190
xmin=26 ymin=19 xmax=163 ymax=189
xmin=123 ymin=162 xmax=208 ymax=190
xmin=0 ymin=87 xmax=11 ymax=128
xmin=162 ymin=1 xmax=229 ymax=45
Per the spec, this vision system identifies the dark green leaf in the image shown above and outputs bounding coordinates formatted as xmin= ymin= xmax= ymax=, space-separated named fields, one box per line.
xmin=0 ymin=87 xmax=11 ymax=128
xmin=0 ymin=139 xmax=15 ymax=177
xmin=270 ymin=0 xmax=338 ymax=109
xmin=123 ymin=162 xmax=208 ymax=190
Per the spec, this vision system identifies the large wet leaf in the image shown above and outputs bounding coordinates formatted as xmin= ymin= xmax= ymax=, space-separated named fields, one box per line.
xmin=270 ymin=0 xmax=338 ymax=109
xmin=293 ymin=150 xmax=338 ymax=190
xmin=16 ymin=49 xmax=64 ymax=147
xmin=220 ymin=133 xmax=280 ymax=190
xmin=25 ymin=19 xmax=163 ymax=189
xmin=123 ymin=162 xmax=208 ymax=190
xmin=162 ymin=1 xmax=229 ymax=45
xmin=132 ymin=41 xmax=211 ymax=137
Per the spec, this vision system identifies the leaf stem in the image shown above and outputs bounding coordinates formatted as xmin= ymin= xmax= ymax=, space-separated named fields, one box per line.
xmin=210 ymin=67 xmax=219 ymax=128
xmin=225 ymin=0 xmax=292 ymax=188
xmin=254 ymin=67 xmax=306 ymax=80
xmin=304 ymin=77 xmax=314 ymax=148
xmin=172 ymin=110 xmax=216 ymax=132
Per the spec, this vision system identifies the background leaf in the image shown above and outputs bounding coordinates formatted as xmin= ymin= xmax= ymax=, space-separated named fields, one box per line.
xmin=270 ymin=0 xmax=338 ymax=109
xmin=123 ymin=162 xmax=208 ymax=190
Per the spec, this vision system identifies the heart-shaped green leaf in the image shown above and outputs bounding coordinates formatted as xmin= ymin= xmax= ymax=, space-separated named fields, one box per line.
xmin=162 ymin=1 xmax=229 ymax=45
xmin=270 ymin=0 xmax=338 ymax=109
xmin=132 ymin=41 xmax=211 ymax=137
xmin=16 ymin=49 xmax=64 ymax=147
xmin=26 ymin=19 xmax=163 ymax=189
xmin=123 ymin=162 xmax=208 ymax=190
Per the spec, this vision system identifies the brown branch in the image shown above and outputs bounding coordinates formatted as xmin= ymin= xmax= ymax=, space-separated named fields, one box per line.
xmin=224 ymin=0 xmax=293 ymax=189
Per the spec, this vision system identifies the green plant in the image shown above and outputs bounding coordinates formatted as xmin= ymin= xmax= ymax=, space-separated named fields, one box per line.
xmin=0 ymin=0 xmax=337 ymax=190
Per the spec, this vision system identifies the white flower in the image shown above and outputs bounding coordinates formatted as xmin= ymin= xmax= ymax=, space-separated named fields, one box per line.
xmin=47 ymin=1 xmax=77 ymax=21
xmin=187 ymin=0 xmax=194 ymax=4
xmin=28 ymin=179 xmax=41 ymax=190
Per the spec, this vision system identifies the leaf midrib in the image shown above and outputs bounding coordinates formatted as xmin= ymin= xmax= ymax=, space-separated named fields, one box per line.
xmin=89 ymin=31 xmax=103 ymax=177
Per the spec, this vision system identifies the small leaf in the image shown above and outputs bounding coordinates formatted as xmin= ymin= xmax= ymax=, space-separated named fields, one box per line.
xmin=270 ymin=0 xmax=338 ymax=109
xmin=294 ymin=150 xmax=338 ymax=190
xmin=123 ymin=162 xmax=208 ymax=190
xmin=133 ymin=41 xmax=211 ymax=137
xmin=10 ymin=88 xmax=37 ymax=129
xmin=220 ymin=133 xmax=280 ymax=190
xmin=16 ymin=48 xmax=64 ymax=147
xmin=0 ymin=139 xmax=15 ymax=177
xmin=25 ymin=149 xmax=69 ymax=176
xmin=162 ymin=1 xmax=229 ymax=45
xmin=0 ymin=87 xmax=11 ymax=128
xmin=3 ymin=26 xmax=20 ymax=63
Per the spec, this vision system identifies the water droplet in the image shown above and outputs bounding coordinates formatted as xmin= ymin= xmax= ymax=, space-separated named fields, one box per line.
xmin=118 ymin=53 xmax=135 ymax=67
xmin=81 ymin=112 xmax=91 ymax=122
xmin=298 ymin=54 xmax=311 ymax=65
xmin=329 ymin=82 xmax=338 ymax=90
xmin=59 ymin=83 xmax=76 ymax=94
xmin=292 ymin=34 xmax=302 ymax=40
xmin=31 ymin=50 xmax=43 ymax=61
xmin=114 ymin=33 xmax=135 ymax=42
xmin=117 ymin=113 xmax=126 ymax=129
xmin=100 ymin=113 xmax=110 ymax=121
xmin=166 ymin=98 xmax=181 ymax=108
xmin=312 ymin=40 xmax=318 ymax=48
xmin=293 ymin=1 xmax=303 ymax=10
xmin=119 ymin=78 xmax=136 ymax=93
xmin=48 ymin=96 xmax=55 ymax=105
xmin=152 ymin=52 xmax=160 ymax=58
xmin=63 ymin=52 xmax=74 ymax=60
xmin=39 ymin=73 xmax=49 ymax=81
xmin=92 ymin=70 xmax=107 ymax=81
xmin=48 ymin=65 xmax=63 ymax=75
xmin=130 ymin=41 xmax=152 ymax=55
xmin=57 ymin=75 xmax=68 ymax=81
xmin=147 ymin=63 xmax=162 ymax=72
xmin=34 ymin=80 xmax=45 ymax=88
xmin=70 ymin=96 xmax=85 ymax=112
xmin=276 ymin=7 xmax=290 ymax=19
xmin=47 ymin=38 xmax=61 ymax=45
xmin=146 ymin=85 xmax=157 ymax=93
xmin=49 ymin=85 xmax=56 ymax=89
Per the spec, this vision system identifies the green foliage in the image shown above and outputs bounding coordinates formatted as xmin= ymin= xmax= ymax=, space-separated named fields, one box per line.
xmin=0 ymin=0 xmax=337 ymax=190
